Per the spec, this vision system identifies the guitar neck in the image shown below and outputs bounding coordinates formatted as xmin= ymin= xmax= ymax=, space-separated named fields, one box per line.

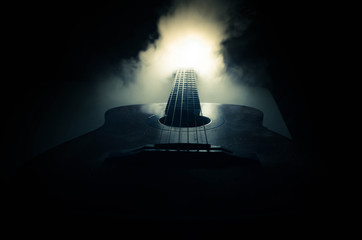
xmin=164 ymin=68 xmax=202 ymax=127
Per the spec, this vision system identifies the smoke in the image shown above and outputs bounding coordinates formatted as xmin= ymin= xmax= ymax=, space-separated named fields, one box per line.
xmin=28 ymin=0 xmax=290 ymax=160
xmin=93 ymin=0 xmax=290 ymax=138
xmin=96 ymin=0 xmax=252 ymax=108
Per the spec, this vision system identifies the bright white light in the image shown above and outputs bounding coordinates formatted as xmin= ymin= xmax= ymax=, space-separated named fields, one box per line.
xmin=137 ymin=3 xmax=228 ymax=83
xmin=159 ymin=33 xmax=225 ymax=80
xmin=168 ymin=35 xmax=211 ymax=68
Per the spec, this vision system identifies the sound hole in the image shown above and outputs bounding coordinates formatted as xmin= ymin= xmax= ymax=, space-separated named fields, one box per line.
xmin=159 ymin=116 xmax=211 ymax=127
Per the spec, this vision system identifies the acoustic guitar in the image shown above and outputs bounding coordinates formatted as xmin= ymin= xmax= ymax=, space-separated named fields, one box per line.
xmin=12 ymin=68 xmax=306 ymax=222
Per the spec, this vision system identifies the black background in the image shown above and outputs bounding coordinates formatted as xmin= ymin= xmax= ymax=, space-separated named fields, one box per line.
xmin=4 ymin=0 xmax=343 ymax=198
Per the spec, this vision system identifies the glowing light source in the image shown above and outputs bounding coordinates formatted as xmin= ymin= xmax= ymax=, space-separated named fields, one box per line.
xmin=173 ymin=35 xmax=211 ymax=67
xmin=138 ymin=7 xmax=227 ymax=83
xmin=166 ymin=34 xmax=215 ymax=71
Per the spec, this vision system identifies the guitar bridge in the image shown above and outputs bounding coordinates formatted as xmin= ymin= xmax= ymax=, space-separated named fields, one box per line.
xmin=103 ymin=144 xmax=260 ymax=169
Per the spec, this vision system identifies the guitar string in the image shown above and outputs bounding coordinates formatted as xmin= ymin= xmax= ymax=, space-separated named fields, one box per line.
xmin=194 ymin=69 xmax=208 ymax=145
xmin=191 ymin=69 xmax=199 ymax=145
xmin=159 ymin=69 xmax=179 ymax=144
xmin=200 ymin=103 xmax=209 ymax=145
xmin=160 ymin=70 xmax=179 ymax=143
xmin=186 ymin=70 xmax=190 ymax=144
xmin=160 ymin=68 xmax=208 ymax=146
xmin=178 ymin=69 xmax=185 ymax=144
xmin=168 ymin=68 xmax=182 ymax=143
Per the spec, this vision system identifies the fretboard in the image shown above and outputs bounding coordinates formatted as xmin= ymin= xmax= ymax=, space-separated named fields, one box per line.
xmin=162 ymin=68 xmax=202 ymax=127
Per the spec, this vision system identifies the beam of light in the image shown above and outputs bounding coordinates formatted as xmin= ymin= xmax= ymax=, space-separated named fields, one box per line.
xmin=137 ymin=2 xmax=229 ymax=84
xmin=96 ymin=1 xmax=292 ymax=139
xmin=146 ymin=29 xmax=226 ymax=83
xmin=167 ymin=34 xmax=213 ymax=69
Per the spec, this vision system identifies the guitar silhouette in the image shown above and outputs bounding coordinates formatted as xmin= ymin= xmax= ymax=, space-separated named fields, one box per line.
xmin=12 ymin=68 xmax=305 ymax=221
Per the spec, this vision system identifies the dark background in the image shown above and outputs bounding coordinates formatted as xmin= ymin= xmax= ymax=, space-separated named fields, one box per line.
xmin=4 ymin=0 xmax=341 ymax=189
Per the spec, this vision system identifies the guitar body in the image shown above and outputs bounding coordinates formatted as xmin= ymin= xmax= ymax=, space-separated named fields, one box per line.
xmin=12 ymin=103 xmax=306 ymax=221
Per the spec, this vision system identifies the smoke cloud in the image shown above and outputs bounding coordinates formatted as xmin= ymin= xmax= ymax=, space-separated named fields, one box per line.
xmin=32 ymin=0 xmax=290 ymax=159
xmin=92 ymin=0 xmax=290 ymax=138
xmin=95 ymin=0 xmax=252 ymax=108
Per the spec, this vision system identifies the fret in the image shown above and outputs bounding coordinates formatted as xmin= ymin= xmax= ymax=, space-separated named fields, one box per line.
xmin=161 ymin=68 xmax=209 ymax=129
